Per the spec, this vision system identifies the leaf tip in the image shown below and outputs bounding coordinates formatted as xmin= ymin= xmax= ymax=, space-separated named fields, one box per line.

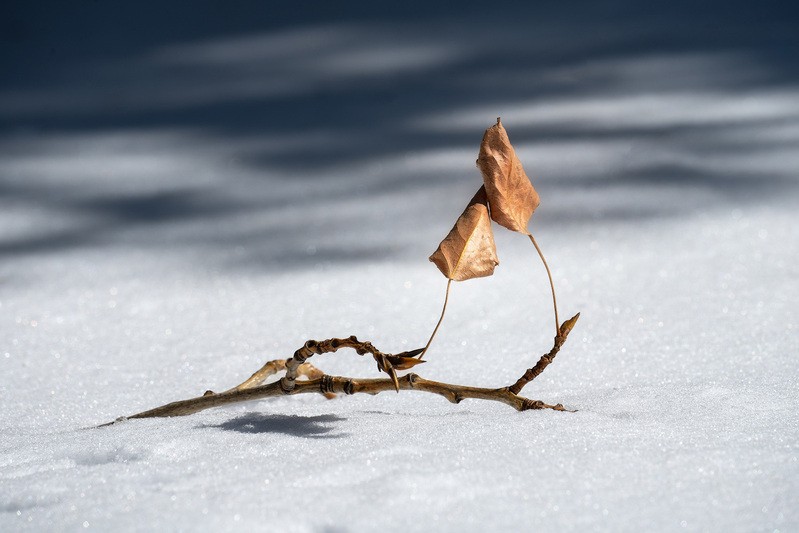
xmin=429 ymin=187 xmax=498 ymax=281
xmin=399 ymin=347 xmax=426 ymax=358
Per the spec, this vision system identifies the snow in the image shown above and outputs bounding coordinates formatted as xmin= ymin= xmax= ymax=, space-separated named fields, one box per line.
xmin=2 ymin=2 xmax=798 ymax=531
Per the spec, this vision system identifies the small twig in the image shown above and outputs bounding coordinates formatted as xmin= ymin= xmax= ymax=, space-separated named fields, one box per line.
xmin=279 ymin=336 xmax=424 ymax=393
xmin=508 ymin=313 xmax=580 ymax=395
xmin=223 ymin=359 xmax=286 ymax=392
xmin=102 ymin=373 xmax=569 ymax=424
xmin=99 ymin=330 xmax=578 ymax=427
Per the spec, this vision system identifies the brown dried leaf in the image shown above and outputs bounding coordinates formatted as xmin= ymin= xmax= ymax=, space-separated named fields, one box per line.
xmin=429 ymin=186 xmax=499 ymax=281
xmin=477 ymin=118 xmax=540 ymax=234
xmin=386 ymin=355 xmax=426 ymax=371
xmin=395 ymin=347 xmax=426 ymax=358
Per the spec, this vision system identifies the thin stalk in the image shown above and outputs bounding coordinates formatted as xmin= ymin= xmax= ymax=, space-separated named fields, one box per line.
xmin=528 ymin=233 xmax=559 ymax=336
xmin=419 ymin=278 xmax=452 ymax=358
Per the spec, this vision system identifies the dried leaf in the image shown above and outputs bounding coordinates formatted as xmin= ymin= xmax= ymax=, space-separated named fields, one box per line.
xmin=429 ymin=186 xmax=499 ymax=281
xmin=395 ymin=347 xmax=426 ymax=358
xmin=386 ymin=354 xmax=426 ymax=371
xmin=477 ymin=118 xmax=540 ymax=234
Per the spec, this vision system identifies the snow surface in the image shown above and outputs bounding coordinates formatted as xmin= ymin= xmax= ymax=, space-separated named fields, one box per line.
xmin=2 ymin=2 xmax=799 ymax=531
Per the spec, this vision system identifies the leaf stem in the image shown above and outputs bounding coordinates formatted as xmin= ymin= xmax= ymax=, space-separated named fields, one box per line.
xmin=528 ymin=233 xmax=559 ymax=336
xmin=419 ymin=278 xmax=452 ymax=358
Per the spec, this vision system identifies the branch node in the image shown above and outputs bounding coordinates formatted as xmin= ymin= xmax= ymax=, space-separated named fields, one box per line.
xmin=508 ymin=313 xmax=580 ymax=395
xmin=280 ymin=377 xmax=295 ymax=393
xmin=320 ymin=375 xmax=335 ymax=394
xmin=522 ymin=399 xmax=545 ymax=410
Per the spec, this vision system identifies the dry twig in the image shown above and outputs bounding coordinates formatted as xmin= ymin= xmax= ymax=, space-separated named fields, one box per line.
xmin=102 ymin=316 xmax=578 ymax=426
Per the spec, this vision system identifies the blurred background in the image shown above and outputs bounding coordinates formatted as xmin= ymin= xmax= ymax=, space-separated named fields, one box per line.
xmin=2 ymin=0 xmax=798 ymax=277
xmin=2 ymin=6 xmax=798 ymax=530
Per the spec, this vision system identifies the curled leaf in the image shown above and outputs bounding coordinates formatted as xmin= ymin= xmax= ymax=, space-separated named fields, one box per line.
xmin=386 ymin=354 xmax=426 ymax=371
xmin=477 ymin=118 xmax=540 ymax=234
xmin=429 ymin=186 xmax=499 ymax=281
xmin=394 ymin=347 xmax=426 ymax=359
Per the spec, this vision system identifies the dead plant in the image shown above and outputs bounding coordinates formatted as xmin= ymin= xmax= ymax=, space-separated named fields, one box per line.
xmin=102 ymin=118 xmax=579 ymax=426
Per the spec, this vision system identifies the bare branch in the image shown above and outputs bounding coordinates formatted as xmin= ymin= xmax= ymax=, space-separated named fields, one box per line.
xmin=508 ymin=313 xmax=580 ymax=395
xmin=99 ymin=331 xmax=578 ymax=427
xmin=102 ymin=372 xmax=569 ymax=425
